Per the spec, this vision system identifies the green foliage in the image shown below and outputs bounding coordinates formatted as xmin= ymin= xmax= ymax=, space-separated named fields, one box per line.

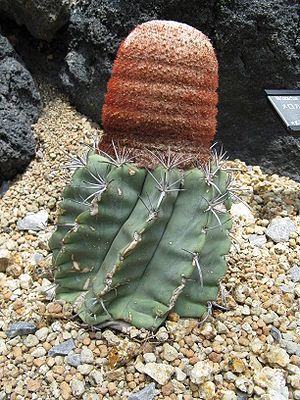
xmin=49 ymin=148 xmax=233 ymax=329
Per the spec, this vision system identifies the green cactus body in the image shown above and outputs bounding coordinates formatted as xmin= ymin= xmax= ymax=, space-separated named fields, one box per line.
xmin=50 ymin=150 xmax=232 ymax=329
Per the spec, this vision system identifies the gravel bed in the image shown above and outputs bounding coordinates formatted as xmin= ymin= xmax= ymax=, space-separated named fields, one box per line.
xmin=0 ymin=82 xmax=299 ymax=400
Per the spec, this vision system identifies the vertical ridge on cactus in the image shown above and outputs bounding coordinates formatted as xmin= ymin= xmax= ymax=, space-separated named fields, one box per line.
xmin=101 ymin=20 xmax=218 ymax=168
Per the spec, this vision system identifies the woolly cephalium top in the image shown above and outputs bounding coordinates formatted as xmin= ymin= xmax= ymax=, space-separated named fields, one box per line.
xmin=101 ymin=20 xmax=218 ymax=168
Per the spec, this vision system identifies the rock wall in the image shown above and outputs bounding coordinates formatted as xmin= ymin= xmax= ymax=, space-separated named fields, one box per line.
xmin=1 ymin=0 xmax=299 ymax=180
xmin=0 ymin=32 xmax=43 ymax=183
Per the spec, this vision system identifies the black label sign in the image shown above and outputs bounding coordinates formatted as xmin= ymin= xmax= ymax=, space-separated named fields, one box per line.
xmin=265 ymin=89 xmax=300 ymax=135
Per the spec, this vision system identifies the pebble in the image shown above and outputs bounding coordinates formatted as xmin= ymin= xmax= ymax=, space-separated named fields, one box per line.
xmin=236 ymin=377 xmax=254 ymax=395
xmin=102 ymin=329 xmax=120 ymax=346
xmin=35 ymin=327 xmax=49 ymax=341
xmin=222 ymin=390 xmax=237 ymax=400
xmin=270 ymin=326 xmax=282 ymax=342
xmin=0 ymin=249 xmax=9 ymax=272
xmin=280 ymin=339 xmax=300 ymax=356
xmin=266 ymin=347 xmax=290 ymax=368
xmin=77 ymin=364 xmax=93 ymax=375
xmin=48 ymin=339 xmax=76 ymax=356
xmin=80 ymin=348 xmax=94 ymax=364
xmin=71 ymin=378 xmax=85 ymax=397
xmin=24 ymin=334 xmax=39 ymax=347
xmin=32 ymin=347 xmax=47 ymax=357
xmin=156 ymin=327 xmax=169 ymax=342
xmin=6 ymin=321 xmax=37 ymax=337
xmin=143 ymin=353 xmax=156 ymax=363
xmin=161 ymin=343 xmax=178 ymax=361
xmin=66 ymin=353 xmax=81 ymax=367
xmin=17 ymin=210 xmax=49 ymax=231
xmin=90 ymin=369 xmax=103 ymax=385
xmin=128 ymin=383 xmax=155 ymax=400
xmin=266 ymin=217 xmax=296 ymax=243
xmin=248 ymin=234 xmax=267 ymax=247
xmin=190 ymin=361 xmax=213 ymax=384
xmin=142 ymin=363 xmax=174 ymax=385
xmin=289 ymin=265 xmax=300 ymax=282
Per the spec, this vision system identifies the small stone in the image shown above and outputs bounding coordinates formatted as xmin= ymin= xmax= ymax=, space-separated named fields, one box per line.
xmin=266 ymin=217 xmax=296 ymax=243
xmin=128 ymin=383 xmax=155 ymax=400
xmin=266 ymin=347 xmax=290 ymax=368
xmin=289 ymin=265 xmax=300 ymax=282
xmin=156 ymin=327 xmax=169 ymax=342
xmin=48 ymin=339 xmax=76 ymax=356
xmin=250 ymin=338 xmax=263 ymax=354
xmin=143 ymin=353 xmax=156 ymax=363
xmin=90 ymin=370 xmax=103 ymax=385
xmin=17 ymin=210 xmax=49 ymax=231
xmin=19 ymin=273 xmax=32 ymax=289
xmin=200 ymin=381 xmax=216 ymax=399
xmin=294 ymin=390 xmax=300 ymax=400
xmin=270 ymin=326 xmax=282 ymax=342
xmin=6 ymin=321 xmax=37 ymax=337
xmin=80 ymin=348 xmax=94 ymax=364
xmin=248 ymin=234 xmax=267 ymax=248
xmin=143 ymin=363 xmax=174 ymax=385
xmin=232 ymin=358 xmax=246 ymax=374
xmin=60 ymin=381 xmax=72 ymax=400
xmin=0 ymin=249 xmax=9 ymax=272
xmin=175 ymin=367 xmax=186 ymax=382
xmin=236 ymin=377 xmax=254 ymax=395
xmin=77 ymin=364 xmax=93 ymax=375
xmin=24 ymin=334 xmax=39 ymax=347
xmin=254 ymin=367 xmax=287 ymax=394
xmin=66 ymin=353 xmax=81 ymax=367
xmin=288 ymin=374 xmax=300 ymax=389
xmin=161 ymin=382 xmax=174 ymax=396
xmin=71 ymin=379 xmax=85 ymax=397
xmin=291 ymin=355 xmax=300 ymax=367
xmin=161 ymin=343 xmax=178 ymax=362
xmin=171 ymin=379 xmax=185 ymax=394
xmin=27 ymin=379 xmax=40 ymax=392
xmin=35 ymin=327 xmax=49 ymax=342
xmin=32 ymin=347 xmax=47 ymax=357
xmin=107 ymin=382 xmax=117 ymax=396
xmin=0 ymin=338 xmax=7 ymax=354
xmin=47 ymin=303 xmax=62 ymax=314
xmin=216 ymin=320 xmax=228 ymax=334
xmin=231 ymin=203 xmax=255 ymax=224
xmin=222 ymin=390 xmax=237 ymax=400
xmin=190 ymin=361 xmax=214 ymax=384
xmin=102 ymin=329 xmax=120 ymax=346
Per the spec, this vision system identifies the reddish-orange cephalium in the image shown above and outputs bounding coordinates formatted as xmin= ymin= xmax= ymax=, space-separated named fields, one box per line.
xmin=101 ymin=20 xmax=218 ymax=167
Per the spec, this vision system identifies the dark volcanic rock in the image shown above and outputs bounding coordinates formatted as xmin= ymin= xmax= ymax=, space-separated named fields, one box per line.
xmin=0 ymin=32 xmax=43 ymax=182
xmin=0 ymin=0 xmax=71 ymax=41
xmin=214 ymin=0 xmax=300 ymax=181
xmin=60 ymin=0 xmax=300 ymax=180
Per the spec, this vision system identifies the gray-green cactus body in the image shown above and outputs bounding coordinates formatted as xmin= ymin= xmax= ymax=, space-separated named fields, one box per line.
xmin=49 ymin=151 xmax=232 ymax=329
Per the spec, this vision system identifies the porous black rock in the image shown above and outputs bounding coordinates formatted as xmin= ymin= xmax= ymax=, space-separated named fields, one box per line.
xmin=59 ymin=0 xmax=300 ymax=180
xmin=0 ymin=0 xmax=71 ymax=41
xmin=0 ymin=32 xmax=43 ymax=183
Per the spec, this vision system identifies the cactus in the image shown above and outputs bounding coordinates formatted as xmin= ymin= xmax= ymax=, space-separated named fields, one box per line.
xmin=49 ymin=21 xmax=238 ymax=329
xmin=49 ymin=145 xmax=233 ymax=329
